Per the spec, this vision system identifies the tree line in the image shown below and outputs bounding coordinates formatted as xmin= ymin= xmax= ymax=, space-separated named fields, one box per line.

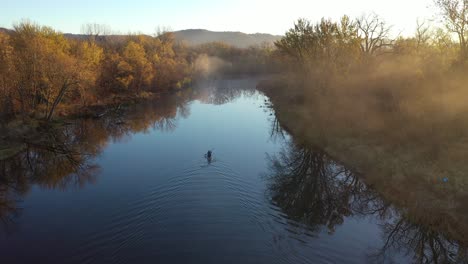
xmin=268 ymin=0 xmax=468 ymax=141
xmin=274 ymin=0 xmax=467 ymax=80
xmin=0 ymin=21 xmax=279 ymax=123
xmin=0 ymin=22 xmax=193 ymax=122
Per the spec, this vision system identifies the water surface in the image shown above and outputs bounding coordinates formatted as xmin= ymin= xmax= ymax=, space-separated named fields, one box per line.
xmin=0 ymin=78 xmax=465 ymax=263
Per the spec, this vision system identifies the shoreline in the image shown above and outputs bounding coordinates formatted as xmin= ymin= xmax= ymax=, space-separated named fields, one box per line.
xmin=257 ymin=77 xmax=468 ymax=246
xmin=0 ymin=91 xmax=164 ymax=160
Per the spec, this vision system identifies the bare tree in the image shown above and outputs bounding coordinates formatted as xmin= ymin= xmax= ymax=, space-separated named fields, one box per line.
xmin=80 ymin=23 xmax=111 ymax=42
xmin=415 ymin=19 xmax=432 ymax=50
xmin=153 ymin=26 xmax=173 ymax=37
xmin=356 ymin=13 xmax=393 ymax=56
xmin=435 ymin=0 xmax=468 ymax=60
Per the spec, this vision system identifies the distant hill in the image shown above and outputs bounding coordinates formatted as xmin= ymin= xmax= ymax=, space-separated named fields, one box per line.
xmin=1 ymin=27 xmax=282 ymax=48
xmin=173 ymin=29 xmax=281 ymax=48
xmin=0 ymin=27 xmax=13 ymax=34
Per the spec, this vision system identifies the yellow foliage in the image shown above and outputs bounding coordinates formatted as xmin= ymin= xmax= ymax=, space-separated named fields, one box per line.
xmin=122 ymin=41 xmax=154 ymax=90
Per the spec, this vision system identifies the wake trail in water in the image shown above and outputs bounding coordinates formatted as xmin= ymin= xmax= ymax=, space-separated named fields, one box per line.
xmin=70 ymin=156 xmax=274 ymax=264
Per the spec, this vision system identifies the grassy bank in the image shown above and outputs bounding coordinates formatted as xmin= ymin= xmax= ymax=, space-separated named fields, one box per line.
xmin=258 ymin=77 xmax=468 ymax=245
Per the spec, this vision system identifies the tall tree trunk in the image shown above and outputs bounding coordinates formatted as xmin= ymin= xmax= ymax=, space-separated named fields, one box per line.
xmin=46 ymin=80 xmax=72 ymax=122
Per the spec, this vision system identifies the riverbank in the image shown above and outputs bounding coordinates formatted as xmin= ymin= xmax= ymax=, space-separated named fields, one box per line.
xmin=0 ymin=91 xmax=162 ymax=160
xmin=258 ymin=76 xmax=468 ymax=245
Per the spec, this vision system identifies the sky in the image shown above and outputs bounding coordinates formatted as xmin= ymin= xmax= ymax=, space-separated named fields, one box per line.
xmin=0 ymin=0 xmax=438 ymax=36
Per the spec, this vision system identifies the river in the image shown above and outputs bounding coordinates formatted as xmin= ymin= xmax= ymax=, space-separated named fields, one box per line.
xmin=0 ymin=77 xmax=465 ymax=263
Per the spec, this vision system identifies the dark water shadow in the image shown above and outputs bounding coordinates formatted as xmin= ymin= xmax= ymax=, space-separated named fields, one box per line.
xmin=264 ymin=134 xmax=468 ymax=263
xmin=0 ymin=129 xmax=100 ymax=235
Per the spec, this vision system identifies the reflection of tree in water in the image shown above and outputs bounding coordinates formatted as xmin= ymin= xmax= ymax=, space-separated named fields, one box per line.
xmin=153 ymin=117 xmax=177 ymax=132
xmin=0 ymin=178 xmax=21 ymax=232
xmin=195 ymin=78 xmax=257 ymax=105
xmin=0 ymin=81 xmax=261 ymax=233
xmin=266 ymin=139 xmax=468 ymax=263
xmin=0 ymin=88 xmax=196 ymax=233
xmin=269 ymin=114 xmax=286 ymax=142
xmin=373 ymin=214 xmax=468 ymax=264
xmin=177 ymin=101 xmax=191 ymax=119
xmin=0 ymin=128 xmax=100 ymax=233
xmin=267 ymin=141 xmax=369 ymax=233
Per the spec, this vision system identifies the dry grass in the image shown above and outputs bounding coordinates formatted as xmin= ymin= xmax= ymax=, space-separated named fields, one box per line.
xmin=258 ymin=68 xmax=468 ymax=244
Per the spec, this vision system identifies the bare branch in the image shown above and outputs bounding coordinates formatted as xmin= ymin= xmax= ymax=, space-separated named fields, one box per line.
xmin=356 ymin=13 xmax=393 ymax=56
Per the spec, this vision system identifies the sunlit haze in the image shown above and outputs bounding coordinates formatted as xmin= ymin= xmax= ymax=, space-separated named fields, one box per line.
xmin=1 ymin=0 xmax=436 ymax=35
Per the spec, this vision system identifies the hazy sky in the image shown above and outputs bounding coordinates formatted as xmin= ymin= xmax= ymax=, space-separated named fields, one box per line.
xmin=0 ymin=0 xmax=437 ymax=36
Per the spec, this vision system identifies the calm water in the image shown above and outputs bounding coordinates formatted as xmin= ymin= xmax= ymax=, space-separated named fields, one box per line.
xmin=0 ymin=78 xmax=465 ymax=263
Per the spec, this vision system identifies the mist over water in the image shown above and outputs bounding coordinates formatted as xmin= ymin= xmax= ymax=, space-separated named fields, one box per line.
xmin=194 ymin=54 xmax=232 ymax=77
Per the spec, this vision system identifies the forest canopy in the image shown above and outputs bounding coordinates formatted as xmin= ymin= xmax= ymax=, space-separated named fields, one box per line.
xmin=0 ymin=22 xmax=192 ymax=121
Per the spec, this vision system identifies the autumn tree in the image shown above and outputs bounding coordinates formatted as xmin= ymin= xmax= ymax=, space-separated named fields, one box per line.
xmin=0 ymin=32 xmax=14 ymax=119
xmin=10 ymin=21 xmax=45 ymax=115
xmin=10 ymin=21 xmax=88 ymax=121
xmin=275 ymin=16 xmax=361 ymax=72
xmin=122 ymin=41 xmax=153 ymax=91
xmin=435 ymin=0 xmax=468 ymax=60
xmin=274 ymin=18 xmax=315 ymax=67
xmin=148 ymin=32 xmax=191 ymax=90
xmin=99 ymin=51 xmax=132 ymax=92
xmin=432 ymin=28 xmax=458 ymax=68
xmin=39 ymin=36 xmax=83 ymax=121
xmin=0 ymin=21 xmax=192 ymax=121
xmin=71 ymin=40 xmax=104 ymax=105
xmin=333 ymin=15 xmax=362 ymax=71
